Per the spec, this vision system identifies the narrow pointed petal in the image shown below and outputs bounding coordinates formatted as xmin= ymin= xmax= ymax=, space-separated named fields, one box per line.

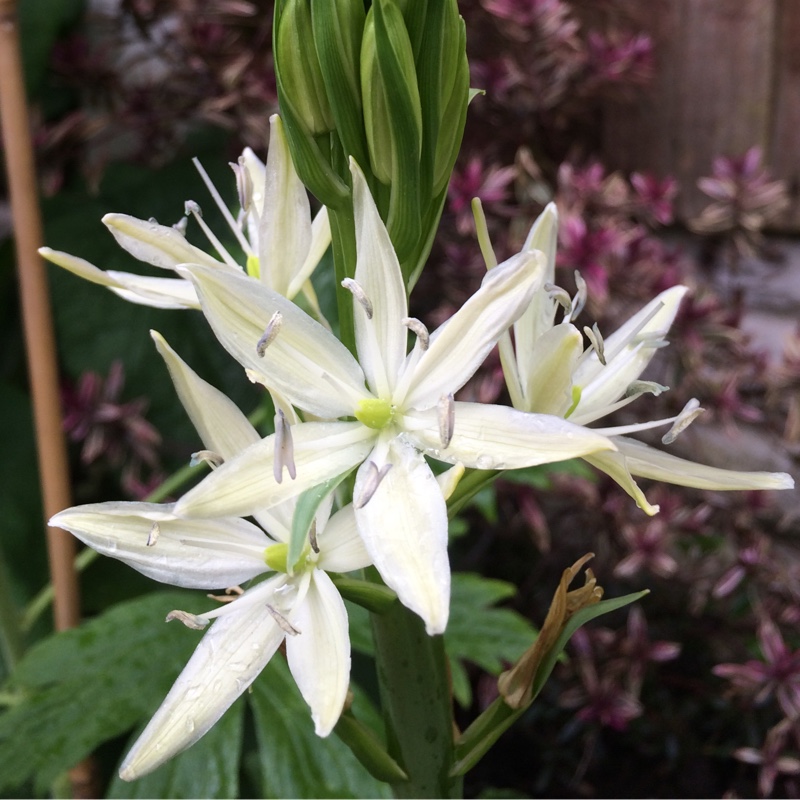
xmin=39 ymin=248 xmax=199 ymax=309
xmin=176 ymin=422 xmax=376 ymax=519
xmin=50 ymin=502 xmax=269 ymax=588
xmin=152 ymin=331 xmax=260 ymax=460
xmin=572 ymin=286 xmax=688 ymax=415
xmin=354 ymin=439 xmax=450 ymax=635
xmin=399 ymin=250 xmax=544 ymax=410
xmin=351 ymin=160 xmax=408 ymax=397
xmin=259 ymin=115 xmax=311 ymax=296
xmin=316 ymin=505 xmax=372 ymax=573
xmin=241 ymin=147 xmax=267 ymax=217
xmin=286 ymin=570 xmax=351 ymax=736
xmin=119 ymin=583 xmax=284 ymax=780
xmin=405 ymin=402 xmax=616 ymax=469
xmin=181 ymin=264 xmax=367 ymax=418
xmin=102 ymin=213 xmax=224 ymax=270
xmin=582 ymin=449 xmax=660 ymax=515
xmin=520 ymin=323 xmax=583 ymax=414
xmin=287 ymin=206 xmax=332 ymax=299
xmin=615 ymin=437 xmax=795 ymax=491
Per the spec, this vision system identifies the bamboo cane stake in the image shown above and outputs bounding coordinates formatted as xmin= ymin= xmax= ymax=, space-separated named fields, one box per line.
xmin=0 ymin=1 xmax=80 ymax=635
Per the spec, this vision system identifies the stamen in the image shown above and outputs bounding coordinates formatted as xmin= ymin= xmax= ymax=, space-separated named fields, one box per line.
xmin=341 ymin=278 xmax=374 ymax=319
xmin=172 ymin=216 xmax=188 ymax=235
xmin=193 ymin=157 xmax=253 ymax=256
xmin=625 ymin=380 xmax=668 ymax=399
xmin=184 ymin=199 xmax=240 ymax=269
xmin=273 ymin=409 xmax=297 ymax=483
xmin=403 ymin=317 xmax=430 ymax=350
xmin=229 ymin=156 xmax=253 ymax=213
xmin=438 ymin=393 xmax=455 ymax=448
xmin=207 ymin=586 xmax=244 ymax=603
xmin=662 ymin=398 xmax=705 ymax=444
xmin=166 ymin=609 xmax=209 ymax=630
xmin=605 ymin=301 xmax=666 ymax=363
xmin=190 ymin=449 xmax=225 ymax=469
xmin=146 ymin=522 xmax=160 ymax=547
xmin=355 ymin=461 xmax=393 ymax=509
xmin=583 ymin=323 xmax=607 ymax=365
xmin=266 ymin=604 xmax=300 ymax=635
xmin=257 ymin=311 xmax=283 ymax=356
xmin=571 ymin=271 xmax=587 ymax=321
xmin=544 ymin=282 xmax=572 ymax=314
xmin=308 ymin=520 xmax=319 ymax=554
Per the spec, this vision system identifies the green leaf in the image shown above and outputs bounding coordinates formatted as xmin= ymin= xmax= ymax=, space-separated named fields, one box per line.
xmin=0 ymin=591 xmax=205 ymax=794
xmin=288 ymin=470 xmax=352 ymax=574
xmin=445 ymin=574 xmax=536 ymax=707
xmin=248 ymin=656 xmax=390 ymax=798
xmin=106 ymin=697 xmax=244 ymax=798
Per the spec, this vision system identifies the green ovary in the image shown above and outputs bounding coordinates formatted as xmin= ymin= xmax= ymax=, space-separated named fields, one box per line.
xmin=355 ymin=397 xmax=394 ymax=430
xmin=264 ymin=543 xmax=288 ymax=572
xmin=246 ymin=254 xmax=261 ymax=279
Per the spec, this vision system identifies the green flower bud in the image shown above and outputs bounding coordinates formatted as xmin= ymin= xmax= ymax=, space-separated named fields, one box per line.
xmin=275 ymin=0 xmax=334 ymax=136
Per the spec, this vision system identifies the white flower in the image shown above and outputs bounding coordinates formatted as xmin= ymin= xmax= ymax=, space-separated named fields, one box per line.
xmin=49 ymin=335 xmax=370 ymax=780
xmin=501 ymin=203 xmax=794 ymax=514
xmin=171 ymin=160 xmax=616 ymax=635
xmin=39 ymin=115 xmax=330 ymax=311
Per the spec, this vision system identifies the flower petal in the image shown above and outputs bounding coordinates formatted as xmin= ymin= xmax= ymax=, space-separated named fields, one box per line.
xmin=316 ymin=505 xmax=372 ymax=573
xmin=50 ymin=502 xmax=269 ymax=588
xmin=176 ymin=422 xmax=376 ymax=519
xmin=152 ymin=331 xmax=260 ymax=460
xmin=286 ymin=570 xmax=351 ymax=735
xmin=520 ymin=322 xmax=583 ymax=414
xmin=287 ymin=206 xmax=332 ymax=299
xmin=180 ymin=264 xmax=367 ymax=418
xmin=259 ymin=115 xmax=312 ymax=297
xmin=404 ymin=402 xmax=616 ymax=469
xmin=119 ymin=582 xmax=284 ymax=780
xmin=582 ymin=449 xmax=660 ymax=515
xmin=102 ymin=213 xmax=224 ymax=270
xmin=398 ymin=250 xmax=544 ymax=410
xmin=351 ymin=160 xmax=408 ymax=397
xmin=615 ymin=437 xmax=795 ymax=491
xmin=354 ymin=437 xmax=450 ymax=635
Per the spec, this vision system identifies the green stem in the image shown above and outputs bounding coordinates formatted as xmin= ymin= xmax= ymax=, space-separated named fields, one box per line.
xmin=370 ymin=589 xmax=461 ymax=798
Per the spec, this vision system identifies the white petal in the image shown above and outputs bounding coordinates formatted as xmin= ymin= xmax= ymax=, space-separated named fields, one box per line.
xmin=181 ymin=264 xmax=367 ymax=418
xmin=119 ymin=582 xmax=284 ymax=780
xmin=39 ymin=248 xmax=199 ymax=309
xmin=582 ymin=449 xmax=660 ymax=515
xmin=354 ymin=438 xmax=450 ymax=635
xmin=519 ymin=323 xmax=583 ymax=415
xmin=572 ymin=286 xmax=688 ymax=416
xmin=241 ymin=147 xmax=267 ymax=218
xmin=49 ymin=502 xmax=269 ymax=588
xmin=404 ymin=402 xmax=616 ymax=469
xmin=286 ymin=570 xmax=351 ymax=736
xmin=102 ymin=213 xmax=223 ymax=270
xmin=615 ymin=437 xmax=795 ymax=491
xmin=316 ymin=505 xmax=372 ymax=572
xmin=259 ymin=115 xmax=311 ymax=297
xmin=152 ymin=331 xmax=260 ymax=460
xmin=398 ymin=250 xmax=544 ymax=410
xmin=176 ymin=422 xmax=376 ymax=519
xmin=351 ymin=160 xmax=408 ymax=397
xmin=287 ymin=206 xmax=332 ymax=299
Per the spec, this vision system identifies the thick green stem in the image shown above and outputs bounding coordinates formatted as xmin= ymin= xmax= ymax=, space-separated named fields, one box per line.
xmin=370 ymin=597 xmax=461 ymax=798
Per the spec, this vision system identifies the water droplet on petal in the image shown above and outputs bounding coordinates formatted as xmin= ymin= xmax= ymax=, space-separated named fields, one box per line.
xmin=185 ymin=717 xmax=196 ymax=734
xmin=476 ymin=454 xmax=494 ymax=469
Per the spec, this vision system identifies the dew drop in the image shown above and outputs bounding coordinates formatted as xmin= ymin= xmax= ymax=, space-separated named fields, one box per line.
xmin=227 ymin=661 xmax=246 ymax=673
xmin=184 ymin=683 xmax=203 ymax=700
xmin=185 ymin=717 xmax=196 ymax=734
xmin=475 ymin=454 xmax=494 ymax=469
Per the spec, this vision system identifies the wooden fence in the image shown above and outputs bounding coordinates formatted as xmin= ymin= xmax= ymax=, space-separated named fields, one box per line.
xmin=600 ymin=0 xmax=800 ymax=230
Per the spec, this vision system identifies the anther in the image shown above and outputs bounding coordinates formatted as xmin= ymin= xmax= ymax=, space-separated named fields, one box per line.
xmin=355 ymin=461 xmax=393 ymax=509
xmin=190 ymin=449 xmax=225 ymax=469
xmin=308 ymin=520 xmax=319 ymax=554
xmin=184 ymin=200 xmax=202 ymax=217
xmin=172 ymin=216 xmax=188 ymax=235
xmin=341 ymin=278 xmax=373 ymax=319
xmin=273 ymin=409 xmax=297 ymax=484
xmin=583 ymin=323 xmax=607 ymax=365
xmin=229 ymin=156 xmax=253 ymax=213
xmin=266 ymin=604 xmax=300 ymax=635
xmin=544 ymin=282 xmax=572 ymax=313
xmin=403 ymin=317 xmax=430 ymax=350
xmin=438 ymin=393 xmax=455 ymax=448
xmin=257 ymin=311 xmax=283 ymax=356
xmin=207 ymin=586 xmax=244 ymax=603
xmin=146 ymin=522 xmax=160 ymax=547
xmin=662 ymin=398 xmax=705 ymax=445
xmin=166 ymin=609 xmax=209 ymax=630
xmin=625 ymin=381 xmax=668 ymax=399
